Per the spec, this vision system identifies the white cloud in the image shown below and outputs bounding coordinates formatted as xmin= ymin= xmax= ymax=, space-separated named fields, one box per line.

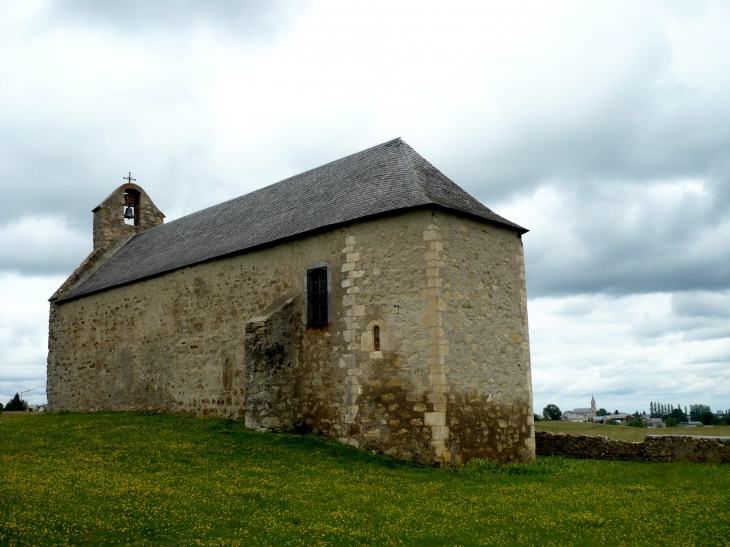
xmin=0 ymin=217 xmax=90 ymax=275
xmin=0 ymin=274 xmax=63 ymax=405
xmin=530 ymin=292 xmax=730 ymax=414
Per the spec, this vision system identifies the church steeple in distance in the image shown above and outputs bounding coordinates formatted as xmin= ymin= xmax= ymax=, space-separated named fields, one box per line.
xmin=591 ymin=395 xmax=596 ymax=412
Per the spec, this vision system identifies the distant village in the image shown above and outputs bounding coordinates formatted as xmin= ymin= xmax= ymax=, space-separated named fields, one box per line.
xmin=4 ymin=392 xmax=730 ymax=430
xmin=544 ymin=397 xmax=730 ymax=427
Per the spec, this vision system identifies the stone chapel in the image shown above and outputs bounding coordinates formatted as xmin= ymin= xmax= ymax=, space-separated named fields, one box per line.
xmin=47 ymin=138 xmax=535 ymax=465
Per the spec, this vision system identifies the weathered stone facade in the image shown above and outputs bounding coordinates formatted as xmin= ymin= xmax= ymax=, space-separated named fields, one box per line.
xmin=537 ymin=431 xmax=730 ymax=463
xmin=48 ymin=140 xmax=535 ymax=466
xmin=92 ymin=183 xmax=165 ymax=252
xmin=51 ymin=183 xmax=165 ymax=301
xmin=49 ymin=206 xmax=534 ymax=465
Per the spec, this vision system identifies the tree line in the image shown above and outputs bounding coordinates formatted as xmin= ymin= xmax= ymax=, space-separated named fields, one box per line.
xmin=538 ymin=401 xmax=729 ymax=425
xmin=650 ymin=401 xmax=728 ymax=425
xmin=0 ymin=393 xmax=29 ymax=413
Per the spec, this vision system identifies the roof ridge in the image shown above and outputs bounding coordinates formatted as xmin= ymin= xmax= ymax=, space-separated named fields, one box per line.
xmin=396 ymin=139 xmax=434 ymax=204
xmin=258 ymin=136 xmax=403 ymax=194
xmin=139 ymin=137 xmax=407 ymax=233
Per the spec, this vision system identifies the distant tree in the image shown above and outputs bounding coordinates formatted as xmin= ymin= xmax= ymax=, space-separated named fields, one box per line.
xmin=0 ymin=402 xmax=3 ymax=413
xmin=690 ymin=404 xmax=712 ymax=421
xmin=607 ymin=419 xmax=618 ymax=425
xmin=627 ymin=417 xmax=646 ymax=428
xmin=614 ymin=410 xmax=619 ymax=414
xmin=665 ymin=417 xmax=678 ymax=427
xmin=595 ymin=408 xmax=608 ymax=416
xmin=543 ymin=404 xmax=562 ymax=421
xmin=665 ymin=408 xmax=684 ymax=423
xmin=700 ymin=411 xmax=714 ymax=426
xmin=533 ymin=413 xmax=541 ymax=422
xmin=5 ymin=393 xmax=27 ymax=412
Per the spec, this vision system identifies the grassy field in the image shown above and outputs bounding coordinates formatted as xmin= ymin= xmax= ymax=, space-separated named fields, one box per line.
xmin=1 ymin=413 xmax=729 ymax=546
xmin=536 ymin=419 xmax=730 ymax=441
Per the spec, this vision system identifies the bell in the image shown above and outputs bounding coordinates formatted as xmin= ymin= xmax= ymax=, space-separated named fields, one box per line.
xmin=124 ymin=206 xmax=135 ymax=219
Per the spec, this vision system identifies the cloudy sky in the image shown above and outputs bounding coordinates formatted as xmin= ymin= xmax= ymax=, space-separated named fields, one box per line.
xmin=1 ymin=0 xmax=729 ymax=414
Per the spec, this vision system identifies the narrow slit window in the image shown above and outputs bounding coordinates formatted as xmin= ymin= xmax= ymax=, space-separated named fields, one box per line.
xmin=307 ymin=267 xmax=328 ymax=328
xmin=373 ymin=325 xmax=380 ymax=351
xmin=223 ymin=359 xmax=233 ymax=391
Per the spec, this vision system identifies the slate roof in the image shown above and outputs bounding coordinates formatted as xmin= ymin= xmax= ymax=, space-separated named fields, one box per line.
xmin=58 ymin=138 xmax=526 ymax=303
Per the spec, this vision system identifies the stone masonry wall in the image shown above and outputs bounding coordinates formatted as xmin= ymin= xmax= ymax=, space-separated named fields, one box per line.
xmin=438 ymin=212 xmax=535 ymax=464
xmin=244 ymin=295 xmax=304 ymax=431
xmin=537 ymin=431 xmax=730 ymax=463
xmin=48 ymin=215 xmax=347 ymax=419
xmin=334 ymin=212 xmax=438 ymax=463
xmin=92 ymin=183 xmax=165 ymax=252
xmin=48 ymin=208 xmax=533 ymax=466
xmin=52 ymin=184 xmax=165 ymax=303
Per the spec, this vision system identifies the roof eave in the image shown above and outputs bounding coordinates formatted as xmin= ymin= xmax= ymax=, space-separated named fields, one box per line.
xmin=54 ymin=203 xmax=527 ymax=305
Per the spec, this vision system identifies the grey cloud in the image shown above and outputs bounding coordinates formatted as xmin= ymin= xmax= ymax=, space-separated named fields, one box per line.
xmin=0 ymin=108 xmax=232 ymax=276
xmin=520 ymin=179 xmax=730 ymax=297
xmin=672 ymin=291 xmax=730 ymax=318
xmin=4 ymin=1 xmax=730 ymax=298
xmin=0 ymin=88 xmax=227 ymax=230
xmin=0 ymin=106 xmax=136 ymax=229
xmin=0 ymin=217 xmax=89 ymax=276
xmin=457 ymin=95 xmax=730 ymax=222
xmin=0 ymin=367 xmax=45 ymax=382
xmin=631 ymin=316 xmax=730 ymax=341
xmin=441 ymin=25 xmax=730 ymax=209
xmin=42 ymin=0 xmax=309 ymax=38
xmin=409 ymin=14 xmax=730 ymax=302
xmin=555 ymin=299 xmax=596 ymax=317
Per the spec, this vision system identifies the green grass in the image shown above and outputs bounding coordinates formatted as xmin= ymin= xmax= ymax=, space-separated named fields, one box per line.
xmin=1 ymin=413 xmax=729 ymax=546
xmin=536 ymin=419 xmax=730 ymax=441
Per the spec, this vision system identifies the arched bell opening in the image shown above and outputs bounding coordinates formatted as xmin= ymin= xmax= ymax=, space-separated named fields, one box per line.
xmin=123 ymin=189 xmax=140 ymax=226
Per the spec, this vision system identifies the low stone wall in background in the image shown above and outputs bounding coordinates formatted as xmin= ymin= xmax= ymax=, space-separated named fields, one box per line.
xmin=536 ymin=431 xmax=730 ymax=463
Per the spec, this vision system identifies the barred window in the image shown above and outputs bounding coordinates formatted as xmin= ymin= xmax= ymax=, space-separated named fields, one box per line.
xmin=307 ymin=267 xmax=328 ymax=328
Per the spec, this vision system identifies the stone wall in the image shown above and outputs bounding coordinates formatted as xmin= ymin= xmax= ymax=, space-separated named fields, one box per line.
xmin=438 ymin=212 xmax=535 ymax=464
xmin=92 ymin=183 xmax=165 ymax=252
xmin=329 ymin=211 xmax=440 ymax=462
xmin=48 ymin=207 xmax=534 ymax=466
xmin=537 ymin=431 xmax=730 ymax=463
xmin=48 ymin=212 xmax=348 ymax=419
xmin=244 ymin=295 xmax=303 ymax=431
xmin=51 ymin=184 xmax=165 ymax=303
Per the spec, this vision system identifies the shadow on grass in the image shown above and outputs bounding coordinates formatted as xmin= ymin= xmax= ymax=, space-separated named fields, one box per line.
xmin=268 ymin=430 xmax=425 ymax=470
xmin=177 ymin=414 xmax=428 ymax=471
